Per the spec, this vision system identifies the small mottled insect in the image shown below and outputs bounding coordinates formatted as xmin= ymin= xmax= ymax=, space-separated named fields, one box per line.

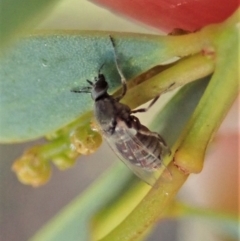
xmin=72 ymin=36 xmax=171 ymax=185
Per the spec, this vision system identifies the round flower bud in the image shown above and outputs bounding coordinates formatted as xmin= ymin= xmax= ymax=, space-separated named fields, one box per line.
xmin=70 ymin=125 xmax=102 ymax=155
xmin=12 ymin=146 xmax=51 ymax=187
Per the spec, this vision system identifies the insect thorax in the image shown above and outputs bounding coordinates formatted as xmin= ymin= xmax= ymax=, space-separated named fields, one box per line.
xmin=94 ymin=96 xmax=131 ymax=135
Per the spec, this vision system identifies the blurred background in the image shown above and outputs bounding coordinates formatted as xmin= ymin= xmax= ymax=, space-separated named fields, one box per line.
xmin=0 ymin=1 xmax=238 ymax=241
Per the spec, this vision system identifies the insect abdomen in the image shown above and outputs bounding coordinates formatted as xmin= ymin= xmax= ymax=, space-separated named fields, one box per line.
xmin=136 ymin=133 xmax=162 ymax=167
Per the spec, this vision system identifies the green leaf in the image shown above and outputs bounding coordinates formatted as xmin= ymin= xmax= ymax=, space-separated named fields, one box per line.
xmin=0 ymin=0 xmax=59 ymax=47
xmin=0 ymin=31 xmax=187 ymax=143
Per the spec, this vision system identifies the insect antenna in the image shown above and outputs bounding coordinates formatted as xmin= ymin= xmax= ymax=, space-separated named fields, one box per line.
xmin=86 ymin=79 xmax=93 ymax=85
xmin=71 ymin=86 xmax=91 ymax=93
xmin=109 ymin=35 xmax=127 ymax=101
xmin=98 ymin=63 xmax=105 ymax=75
xmin=71 ymin=77 xmax=99 ymax=94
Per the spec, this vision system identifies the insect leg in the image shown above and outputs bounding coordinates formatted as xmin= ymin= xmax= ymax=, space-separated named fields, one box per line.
xmin=109 ymin=35 xmax=127 ymax=101
xmin=131 ymin=83 xmax=175 ymax=114
xmin=131 ymin=94 xmax=161 ymax=114
xmin=106 ymin=118 xmax=117 ymax=135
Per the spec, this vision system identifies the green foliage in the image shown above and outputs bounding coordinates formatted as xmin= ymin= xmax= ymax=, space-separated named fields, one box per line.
xmin=0 ymin=0 xmax=238 ymax=240
xmin=0 ymin=31 xmax=182 ymax=142
xmin=0 ymin=0 xmax=60 ymax=46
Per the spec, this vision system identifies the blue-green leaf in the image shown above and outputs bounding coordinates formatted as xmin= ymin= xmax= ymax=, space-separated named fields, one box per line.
xmin=0 ymin=31 xmax=176 ymax=143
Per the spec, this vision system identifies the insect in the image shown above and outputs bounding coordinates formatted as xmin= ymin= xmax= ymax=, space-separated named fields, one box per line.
xmin=71 ymin=36 xmax=171 ymax=185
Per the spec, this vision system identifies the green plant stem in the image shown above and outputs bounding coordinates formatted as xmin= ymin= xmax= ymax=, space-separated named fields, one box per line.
xmin=39 ymin=137 xmax=71 ymax=159
xmin=92 ymin=181 xmax=151 ymax=240
xmin=166 ymin=202 xmax=238 ymax=222
xmin=175 ymin=9 xmax=239 ymax=173
xmin=99 ymin=162 xmax=188 ymax=241
xmin=46 ymin=111 xmax=93 ymax=139
xmin=119 ymin=9 xmax=239 ymax=111
xmin=121 ymin=53 xmax=214 ymax=109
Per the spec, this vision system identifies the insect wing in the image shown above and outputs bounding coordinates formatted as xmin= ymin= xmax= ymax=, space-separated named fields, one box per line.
xmin=105 ymin=125 xmax=165 ymax=186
